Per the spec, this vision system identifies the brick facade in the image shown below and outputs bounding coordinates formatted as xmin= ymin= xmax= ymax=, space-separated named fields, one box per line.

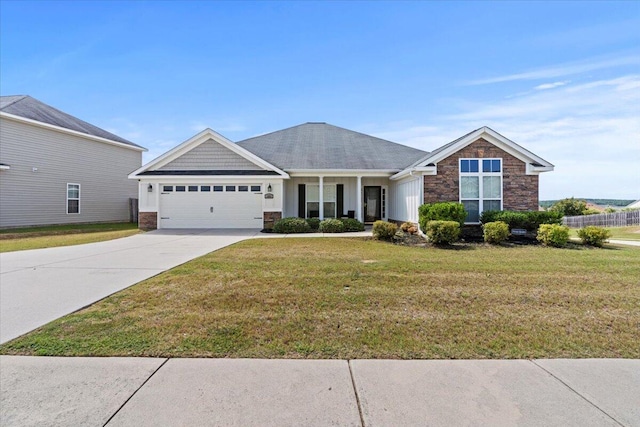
xmin=423 ymin=138 xmax=539 ymax=211
xmin=263 ymin=211 xmax=282 ymax=230
xmin=139 ymin=211 xmax=158 ymax=231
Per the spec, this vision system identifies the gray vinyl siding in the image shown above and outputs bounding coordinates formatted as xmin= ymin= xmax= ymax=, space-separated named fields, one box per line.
xmin=158 ymin=139 xmax=265 ymax=171
xmin=0 ymin=118 xmax=141 ymax=228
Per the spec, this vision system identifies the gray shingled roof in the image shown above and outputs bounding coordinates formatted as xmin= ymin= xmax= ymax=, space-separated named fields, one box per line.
xmin=237 ymin=122 xmax=428 ymax=170
xmin=0 ymin=95 xmax=143 ymax=149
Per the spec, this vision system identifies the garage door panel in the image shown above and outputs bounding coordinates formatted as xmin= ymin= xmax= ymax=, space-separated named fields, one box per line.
xmin=159 ymin=186 xmax=262 ymax=229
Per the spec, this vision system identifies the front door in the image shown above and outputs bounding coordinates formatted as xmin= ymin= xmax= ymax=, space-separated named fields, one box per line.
xmin=364 ymin=186 xmax=382 ymax=223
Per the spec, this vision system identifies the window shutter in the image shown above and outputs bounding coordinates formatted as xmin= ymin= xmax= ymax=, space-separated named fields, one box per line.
xmin=298 ymin=184 xmax=306 ymax=218
xmin=337 ymin=184 xmax=344 ymax=217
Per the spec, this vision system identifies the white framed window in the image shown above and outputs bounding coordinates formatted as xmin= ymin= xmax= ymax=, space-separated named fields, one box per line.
xmin=459 ymin=158 xmax=502 ymax=223
xmin=306 ymin=184 xmax=336 ymax=218
xmin=66 ymin=183 xmax=80 ymax=214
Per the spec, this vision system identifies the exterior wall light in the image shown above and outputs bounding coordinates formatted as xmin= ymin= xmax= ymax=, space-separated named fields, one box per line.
xmin=148 ymin=184 xmax=153 ymax=192
xmin=267 ymin=184 xmax=272 ymax=193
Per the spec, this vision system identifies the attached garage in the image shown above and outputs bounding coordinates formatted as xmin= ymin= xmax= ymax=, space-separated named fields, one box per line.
xmin=159 ymin=184 xmax=263 ymax=228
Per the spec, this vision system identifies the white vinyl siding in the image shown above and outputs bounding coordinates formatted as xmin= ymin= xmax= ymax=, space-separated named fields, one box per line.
xmin=158 ymin=139 xmax=265 ymax=171
xmin=390 ymin=177 xmax=420 ymax=223
xmin=0 ymin=117 xmax=141 ymax=228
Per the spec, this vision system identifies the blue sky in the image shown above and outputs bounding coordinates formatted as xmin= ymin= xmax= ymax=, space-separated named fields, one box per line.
xmin=1 ymin=1 xmax=638 ymax=200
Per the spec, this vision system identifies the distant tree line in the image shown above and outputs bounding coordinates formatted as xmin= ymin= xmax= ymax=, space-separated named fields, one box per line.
xmin=540 ymin=199 xmax=634 ymax=209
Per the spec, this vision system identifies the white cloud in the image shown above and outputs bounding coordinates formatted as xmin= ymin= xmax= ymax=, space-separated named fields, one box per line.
xmin=466 ymin=54 xmax=640 ymax=85
xmin=374 ymin=74 xmax=640 ymax=200
xmin=534 ymin=81 xmax=570 ymax=90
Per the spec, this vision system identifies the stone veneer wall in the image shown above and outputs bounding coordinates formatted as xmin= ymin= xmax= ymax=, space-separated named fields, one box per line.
xmin=263 ymin=211 xmax=282 ymax=230
xmin=423 ymin=138 xmax=539 ymax=211
xmin=139 ymin=212 xmax=158 ymax=231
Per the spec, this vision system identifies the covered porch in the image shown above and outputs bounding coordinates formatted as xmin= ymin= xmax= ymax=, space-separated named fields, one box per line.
xmin=283 ymin=174 xmax=391 ymax=223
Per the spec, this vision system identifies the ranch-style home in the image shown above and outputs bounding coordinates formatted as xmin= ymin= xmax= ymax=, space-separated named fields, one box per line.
xmin=129 ymin=123 xmax=554 ymax=230
xmin=0 ymin=95 xmax=145 ymax=228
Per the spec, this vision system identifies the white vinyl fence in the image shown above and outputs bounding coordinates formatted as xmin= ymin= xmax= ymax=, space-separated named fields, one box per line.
xmin=563 ymin=210 xmax=640 ymax=228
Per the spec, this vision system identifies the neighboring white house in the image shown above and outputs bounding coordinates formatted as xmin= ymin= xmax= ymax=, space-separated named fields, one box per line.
xmin=626 ymin=200 xmax=640 ymax=209
xmin=130 ymin=123 xmax=554 ymax=230
xmin=0 ymin=95 xmax=146 ymax=228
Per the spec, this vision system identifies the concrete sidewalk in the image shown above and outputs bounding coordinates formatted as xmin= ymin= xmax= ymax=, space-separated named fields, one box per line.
xmin=1 ymin=356 xmax=637 ymax=427
xmin=0 ymin=229 xmax=260 ymax=343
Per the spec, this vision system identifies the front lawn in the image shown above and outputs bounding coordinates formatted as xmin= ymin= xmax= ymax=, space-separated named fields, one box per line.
xmin=0 ymin=222 xmax=140 ymax=252
xmin=568 ymin=225 xmax=640 ymax=241
xmin=1 ymin=239 xmax=638 ymax=359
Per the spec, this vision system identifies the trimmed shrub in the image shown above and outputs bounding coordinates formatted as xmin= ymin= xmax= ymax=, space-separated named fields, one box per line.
xmin=273 ymin=217 xmax=311 ymax=233
xmin=480 ymin=210 xmax=562 ymax=231
xmin=577 ymin=226 xmax=611 ymax=247
xmin=419 ymin=202 xmax=467 ymax=233
xmin=483 ymin=221 xmax=510 ymax=244
xmin=319 ymin=218 xmax=345 ymax=233
xmin=425 ymin=220 xmax=460 ymax=245
xmin=340 ymin=218 xmax=365 ymax=232
xmin=537 ymin=224 xmax=570 ymax=247
xmin=372 ymin=221 xmax=398 ymax=241
xmin=306 ymin=218 xmax=321 ymax=231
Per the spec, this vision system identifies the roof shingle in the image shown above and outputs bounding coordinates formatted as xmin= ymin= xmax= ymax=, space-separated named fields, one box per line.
xmin=0 ymin=95 xmax=143 ymax=149
xmin=237 ymin=122 xmax=428 ymax=170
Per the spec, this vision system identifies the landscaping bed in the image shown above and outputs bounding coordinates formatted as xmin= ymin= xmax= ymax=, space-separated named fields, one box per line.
xmin=1 ymin=238 xmax=638 ymax=359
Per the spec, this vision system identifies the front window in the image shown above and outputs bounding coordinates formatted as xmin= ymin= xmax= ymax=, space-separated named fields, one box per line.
xmin=67 ymin=183 xmax=80 ymax=214
xmin=306 ymin=184 xmax=336 ymax=218
xmin=460 ymin=158 xmax=502 ymax=222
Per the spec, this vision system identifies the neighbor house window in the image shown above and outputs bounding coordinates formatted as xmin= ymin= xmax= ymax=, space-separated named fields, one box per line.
xmin=67 ymin=183 xmax=80 ymax=214
xmin=459 ymin=158 xmax=502 ymax=223
xmin=306 ymin=184 xmax=336 ymax=218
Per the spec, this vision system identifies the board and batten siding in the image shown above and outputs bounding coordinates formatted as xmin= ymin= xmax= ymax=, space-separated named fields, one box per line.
xmin=157 ymin=139 xmax=265 ymax=171
xmin=0 ymin=118 xmax=142 ymax=228
xmin=390 ymin=176 xmax=421 ymax=223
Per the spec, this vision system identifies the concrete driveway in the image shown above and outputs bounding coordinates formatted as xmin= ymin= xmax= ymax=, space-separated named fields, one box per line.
xmin=0 ymin=229 xmax=260 ymax=344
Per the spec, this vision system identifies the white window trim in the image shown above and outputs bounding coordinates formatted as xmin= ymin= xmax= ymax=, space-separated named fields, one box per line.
xmin=66 ymin=183 xmax=81 ymax=214
xmin=459 ymin=158 xmax=503 ymax=223
xmin=305 ymin=183 xmax=337 ymax=219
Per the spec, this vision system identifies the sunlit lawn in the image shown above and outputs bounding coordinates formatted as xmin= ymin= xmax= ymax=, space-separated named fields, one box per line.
xmin=1 ymin=238 xmax=638 ymax=359
xmin=0 ymin=223 xmax=140 ymax=252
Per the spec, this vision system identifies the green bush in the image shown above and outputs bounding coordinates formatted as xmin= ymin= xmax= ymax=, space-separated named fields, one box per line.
xmin=425 ymin=220 xmax=460 ymax=245
xmin=480 ymin=210 xmax=562 ymax=231
xmin=549 ymin=198 xmax=588 ymax=216
xmin=273 ymin=217 xmax=311 ymax=233
xmin=483 ymin=221 xmax=510 ymax=244
xmin=577 ymin=226 xmax=611 ymax=247
xmin=319 ymin=218 xmax=345 ymax=233
xmin=582 ymin=208 xmax=601 ymax=216
xmin=306 ymin=218 xmax=321 ymax=231
xmin=419 ymin=202 xmax=466 ymax=233
xmin=340 ymin=218 xmax=365 ymax=232
xmin=372 ymin=221 xmax=398 ymax=240
xmin=536 ymin=224 xmax=570 ymax=247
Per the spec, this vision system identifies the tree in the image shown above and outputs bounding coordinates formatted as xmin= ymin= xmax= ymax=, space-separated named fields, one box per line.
xmin=549 ymin=197 xmax=588 ymax=217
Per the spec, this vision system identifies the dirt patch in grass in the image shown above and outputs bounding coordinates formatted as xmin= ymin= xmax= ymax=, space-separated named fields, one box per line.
xmin=1 ymin=238 xmax=638 ymax=359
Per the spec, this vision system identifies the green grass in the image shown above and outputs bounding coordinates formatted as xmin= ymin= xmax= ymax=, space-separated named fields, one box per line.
xmin=0 ymin=222 xmax=140 ymax=252
xmin=1 ymin=238 xmax=638 ymax=359
xmin=569 ymin=226 xmax=640 ymax=241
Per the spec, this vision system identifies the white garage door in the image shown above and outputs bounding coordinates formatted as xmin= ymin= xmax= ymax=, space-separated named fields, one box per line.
xmin=159 ymin=184 xmax=263 ymax=228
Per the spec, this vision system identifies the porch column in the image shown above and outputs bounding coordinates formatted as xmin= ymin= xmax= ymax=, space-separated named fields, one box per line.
xmin=356 ymin=176 xmax=362 ymax=222
xmin=319 ymin=176 xmax=324 ymax=220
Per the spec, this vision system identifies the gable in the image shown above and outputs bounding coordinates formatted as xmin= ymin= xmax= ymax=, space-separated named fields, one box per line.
xmin=130 ymin=128 xmax=289 ymax=179
xmin=392 ymin=127 xmax=553 ymax=180
xmin=158 ymin=138 xmax=265 ymax=171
